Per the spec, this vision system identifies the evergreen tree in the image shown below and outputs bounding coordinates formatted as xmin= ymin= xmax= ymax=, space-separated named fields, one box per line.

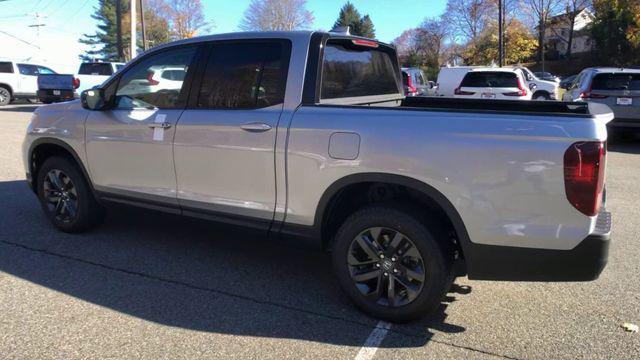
xmin=359 ymin=15 xmax=375 ymax=38
xmin=332 ymin=2 xmax=375 ymax=38
xmin=79 ymin=0 xmax=128 ymax=61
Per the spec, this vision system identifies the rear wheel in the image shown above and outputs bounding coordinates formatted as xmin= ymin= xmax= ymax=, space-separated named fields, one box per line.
xmin=37 ymin=156 xmax=105 ymax=233
xmin=533 ymin=92 xmax=550 ymax=101
xmin=0 ymin=86 xmax=10 ymax=106
xmin=332 ymin=205 xmax=453 ymax=322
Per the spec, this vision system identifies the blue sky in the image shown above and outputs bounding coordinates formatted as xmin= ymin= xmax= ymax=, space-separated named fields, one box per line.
xmin=0 ymin=0 xmax=447 ymax=73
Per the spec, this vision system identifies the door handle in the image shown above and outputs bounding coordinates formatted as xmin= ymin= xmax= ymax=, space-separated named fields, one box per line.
xmin=148 ymin=122 xmax=172 ymax=129
xmin=240 ymin=122 xmax=272 ymax=132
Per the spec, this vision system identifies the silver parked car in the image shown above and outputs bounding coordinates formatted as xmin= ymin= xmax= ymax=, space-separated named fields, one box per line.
xmin=563 ymin=68 xmax=640 ymax=128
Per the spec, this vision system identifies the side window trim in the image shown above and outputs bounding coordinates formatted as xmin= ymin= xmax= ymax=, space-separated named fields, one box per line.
xmin=186 ymin=38 xmax=292 ymax=110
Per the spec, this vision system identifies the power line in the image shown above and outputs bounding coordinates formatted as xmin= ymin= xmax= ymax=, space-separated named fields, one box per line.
xmin=0 ymin=29 xmax=40 ymax=49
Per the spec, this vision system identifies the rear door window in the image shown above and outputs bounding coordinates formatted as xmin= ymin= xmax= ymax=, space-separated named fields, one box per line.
xmin=0 ymin=62 xmax=13 ymax=73
xmin=78 ymin=63 xmax=114 ymax=76
xmin=591 ymin=73 xmax=640 ymax=91
xmin=197 ymin=41 xmax=290 ymax=109
xmin=461 ymin=72 xmax=518 ymax=88
xmin=321 ymin=41 xmax=400 ymax=100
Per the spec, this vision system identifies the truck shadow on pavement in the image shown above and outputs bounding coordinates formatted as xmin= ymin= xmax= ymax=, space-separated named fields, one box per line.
xmin=0 ymin=105 xmax=41 ymax=113
xmin=0 ymin=179 xmax=468 ymax=348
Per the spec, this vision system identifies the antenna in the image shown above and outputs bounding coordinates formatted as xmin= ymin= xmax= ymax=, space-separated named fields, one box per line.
xmin=330 ymin=26 xmax=351 ymax=35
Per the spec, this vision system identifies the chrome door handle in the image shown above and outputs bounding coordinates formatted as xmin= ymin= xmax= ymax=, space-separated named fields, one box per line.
xmin=240 ymin=122 xmax=272 ymax=132
xmin=148 ymin=122 xmax=172 ymax=129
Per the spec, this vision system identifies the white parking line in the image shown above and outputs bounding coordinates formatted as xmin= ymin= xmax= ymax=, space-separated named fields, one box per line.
xmin=354 ymin=321 xmax=392 ymax=360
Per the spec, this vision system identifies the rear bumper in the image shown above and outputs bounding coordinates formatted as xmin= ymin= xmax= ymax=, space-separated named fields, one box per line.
xmin=466 ymin=210 xmax=611 ymax=281
xmin=36 ymin=90 xmax=76 ymax=102
xmin=608 ymin=118 xmax=640 ymax=128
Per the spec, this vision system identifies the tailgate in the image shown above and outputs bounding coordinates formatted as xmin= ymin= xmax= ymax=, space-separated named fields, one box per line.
xmin=38 ymin=74 xmax=74 ymax=90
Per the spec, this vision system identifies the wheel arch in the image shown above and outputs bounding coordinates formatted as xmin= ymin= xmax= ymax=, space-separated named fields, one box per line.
xmin=0 ymin=83 xmax=13 ymax=94
xmin=28 ymin=138 xmax=94 ymax=195
xmin=313 ymin=173 xmax=473 ymax=262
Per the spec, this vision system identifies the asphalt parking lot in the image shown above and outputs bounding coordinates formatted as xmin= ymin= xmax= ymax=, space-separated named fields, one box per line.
xmin=0 ymin=103 xmax=639 ymax=359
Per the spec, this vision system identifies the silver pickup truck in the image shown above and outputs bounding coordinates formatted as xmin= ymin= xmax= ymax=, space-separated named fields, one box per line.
xmin=23 ymin=31 xmax=612 ymax=322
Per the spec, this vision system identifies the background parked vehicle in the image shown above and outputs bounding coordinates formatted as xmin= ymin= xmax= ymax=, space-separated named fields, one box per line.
xmin=401 ymin=67 xmax=434 ymax=96
xmin=563 ymin=67 xmax=640 ymax=128
xmin=36 ymin=74 xmax=79 ymax=104
xmin=76 ymin=61 xmax=125 ymax=95
xmin=0 ymin=60 xmax=57 ymax=106
xmin=560 ymin=74 xmax=578 ymax=90
xmin=518 ymin=67 xmax=560 ymax=100
xmin=534 ymin=71 xmax=561 ymax=83
xmin=450 ymin=67 xmax=532 ymax=100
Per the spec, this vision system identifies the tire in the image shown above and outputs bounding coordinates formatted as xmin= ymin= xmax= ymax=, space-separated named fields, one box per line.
xmin=36 ymin=156 xmax=105 ymax=233
xmin=0 ymin=86 xmax=10 ymax=106
xmin=533 ymin=92 xmax=550 ymax=101
xmin=331 ymin=205 xmax=454 ymax=322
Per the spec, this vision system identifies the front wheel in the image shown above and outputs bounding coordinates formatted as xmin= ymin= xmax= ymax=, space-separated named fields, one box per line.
xmin=0 ymin=86 xmax=10 ymax=106
xmin=37 ymin=156 xmax=105 ymax=233
xmin=331 ymin=206 xmax=453 ymax=322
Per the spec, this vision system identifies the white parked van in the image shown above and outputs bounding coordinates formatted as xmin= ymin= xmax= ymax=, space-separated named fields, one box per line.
xmin=437 ymin=67 xmax=532 ymax=100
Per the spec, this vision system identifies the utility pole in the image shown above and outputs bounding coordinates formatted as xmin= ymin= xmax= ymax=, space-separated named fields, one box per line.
xmin=498 ymin=0 xmax=504 ymax=67
xmin=28 ymin=12 xmax=46 ymax=51
xmin=130 ymin=0 xmax=137 ymax=59
xmin=116 ymin=0 xmax=124 ymax=61
xmin=541 ymin=0 xmax=546 ymax=73
xmin=139 ymin=0 xmax=147 ymax=51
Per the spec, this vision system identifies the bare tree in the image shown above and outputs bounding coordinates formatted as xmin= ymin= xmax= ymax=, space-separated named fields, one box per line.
xmin=444 ymin=0 xmax=496 ymax=43
xmin=240 ymin=0 xmax=314 ymax=31
xmin=523 ymin=0 xmax=563 ymax=63
xmin=414 ymin=17 xmax=451 ymax=66
xmin=161 ymin=0 xmax=210 ymax=39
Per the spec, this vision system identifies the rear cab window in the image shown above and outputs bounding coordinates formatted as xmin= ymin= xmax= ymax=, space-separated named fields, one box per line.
xmin=0 ymin=62 xmax=13 ymax=73
xmin=79 ymin=63 xmax=114 ymax=76
xmin=461 ymin=72 xmax=519 ymax=88
xmin=591 ymin=73 xmax=640 ymax=91
xmin=320 ymin=39 xmax=401 ymax=103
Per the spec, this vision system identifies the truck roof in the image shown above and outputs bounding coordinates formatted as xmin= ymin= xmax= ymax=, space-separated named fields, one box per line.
xmin=136 ymin=31 xmax=391 ymax=59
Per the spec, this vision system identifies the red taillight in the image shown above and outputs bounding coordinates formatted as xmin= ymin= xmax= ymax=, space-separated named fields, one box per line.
xmin=504 ymin=78 xmax=528 ymax=97
xmin=406 ymin=75 xmax=417 ymax=95
xmin=72 ymin=77 xmax=80 ymax=89
xmin=147 ymin=71 xmax=159 ymax=85
xmin=564 ymin=141 xmax=606 ymax=216
xmin=454 ymin=87 xmax=475 ymax=96
xmin=351 ymin=39 xmax=378 ymax=48
xmin=580 ymin=92 xmax=608 ymax=99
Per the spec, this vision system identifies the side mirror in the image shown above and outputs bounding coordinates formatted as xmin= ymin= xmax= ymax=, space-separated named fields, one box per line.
xmin=529 ymin=83 xmax=538 ymax=91
xmin=81 ymin=89 xmax=106 ymax=110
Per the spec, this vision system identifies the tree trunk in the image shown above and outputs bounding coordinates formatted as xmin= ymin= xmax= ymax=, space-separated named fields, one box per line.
xmin=566 ymin=18 xmax=575 ymax=58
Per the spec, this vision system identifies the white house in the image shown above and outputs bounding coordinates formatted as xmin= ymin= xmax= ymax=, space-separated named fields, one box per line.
xmin=544 ymin=8 xmax=595 ymax=58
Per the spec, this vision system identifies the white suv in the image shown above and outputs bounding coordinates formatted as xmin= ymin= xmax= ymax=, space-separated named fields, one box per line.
xmin=451 ymin=67 xmax=532 ymax=100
